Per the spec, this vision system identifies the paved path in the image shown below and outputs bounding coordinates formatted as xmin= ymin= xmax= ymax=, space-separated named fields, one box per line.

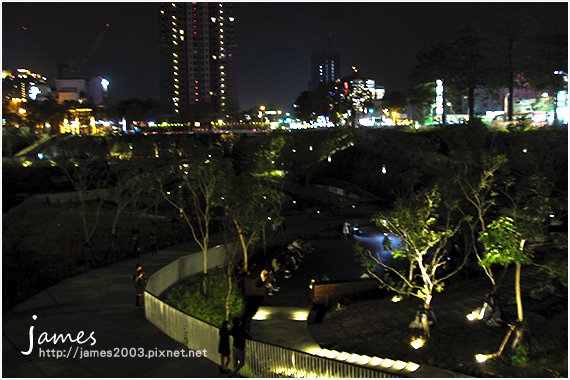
xmin=5 ymin=205 xmax=557 ymax=378
xmin=2 ymin=237 xmax=228 ymax=378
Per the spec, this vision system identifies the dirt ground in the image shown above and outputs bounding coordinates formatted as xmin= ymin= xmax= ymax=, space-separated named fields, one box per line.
xmin=323 ymin=278 xmax=568 ymax=378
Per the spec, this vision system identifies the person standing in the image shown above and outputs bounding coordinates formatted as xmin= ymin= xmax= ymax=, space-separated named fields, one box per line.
xmin=342 ymin=220 xmax=351 ymax=239
xmin=134 ymin=270 xmax=147 ymax=309
xmin=149 ymin=233 xmax=158 ymax=257
xmin=132 ymin=231 xmax=140 ymax=258
xmin=230 ymin=317 xmax=251 ymax=376
xmin=218 ymin=321 xmax=231 ymax=373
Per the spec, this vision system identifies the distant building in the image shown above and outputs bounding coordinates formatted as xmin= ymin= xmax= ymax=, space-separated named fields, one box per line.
xmin=2 ymin=68 xmax=52 ymax=102
xmin=309 ymin=52 xmax=340 ymax=90
xmin=159 ymin=2 xmax=238 ymax=116
xmin=54 ymin=77 xmax=108 ymax=104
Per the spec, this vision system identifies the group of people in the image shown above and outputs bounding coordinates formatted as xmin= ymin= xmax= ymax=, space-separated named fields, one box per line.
xmin=259 ymin=238 xmax=314 ymax=296
xmin=132 ymin=263 xmax=147 ymax=309
xmin=218 ymin=317 xmax=251 ymax=375
xmin=131 ymin=231 xmax=159 ymax=258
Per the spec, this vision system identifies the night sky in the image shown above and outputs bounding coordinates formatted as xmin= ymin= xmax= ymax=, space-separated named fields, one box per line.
xmin=2 ymin=2 xmax=568 ymax=111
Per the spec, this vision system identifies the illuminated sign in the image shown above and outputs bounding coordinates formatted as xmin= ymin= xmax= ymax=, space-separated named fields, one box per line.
xmin=435 ymin=79 xmax=444 ymax=115
xmin=29 ymin=86 xmax=41 ymax=100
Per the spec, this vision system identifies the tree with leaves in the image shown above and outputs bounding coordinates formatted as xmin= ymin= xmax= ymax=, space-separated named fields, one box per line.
xmin=55 ymin=139 xmax=111 ymax=266
xmin=356 ymin=187 xmax=466 ymax=338
xmin=220 ymin=173 xmax=269 ymax=272
xmin=156 ymin=146 xmax=229 ymax=294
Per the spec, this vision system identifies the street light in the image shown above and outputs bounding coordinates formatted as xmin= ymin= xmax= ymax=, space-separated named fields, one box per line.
xmin=259 ymin=106 xmax=265 ymax=129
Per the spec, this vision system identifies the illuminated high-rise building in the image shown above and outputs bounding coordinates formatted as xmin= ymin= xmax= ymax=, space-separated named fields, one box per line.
xmin=309 ymin=52 xmax=340 ymax=90
xmin=159 ymin=2 xmax=238 ymax=116
xmin=2 ymin=69 xmax=51 ymax=102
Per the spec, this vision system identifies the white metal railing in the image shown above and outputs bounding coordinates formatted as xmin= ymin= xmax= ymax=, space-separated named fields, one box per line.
xmin=145 ymin=245 xmax=461 ymax=378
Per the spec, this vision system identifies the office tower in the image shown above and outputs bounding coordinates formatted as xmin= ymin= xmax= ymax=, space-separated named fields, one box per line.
xmin=309 ymin=52 xmax=340 ymax=90
xmin=159 ymin=2 xmax=237 ymax=116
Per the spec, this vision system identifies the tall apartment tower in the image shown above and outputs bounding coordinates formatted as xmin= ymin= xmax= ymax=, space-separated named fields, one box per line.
xmin=159 ymin=2 xmax=238 ymax=116
xmin=309 ymin=52 xmax=340 ymax=90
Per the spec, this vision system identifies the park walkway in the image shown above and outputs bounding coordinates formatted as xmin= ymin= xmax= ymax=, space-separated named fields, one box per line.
xmin=2 ymin=236 xmax=228 ymax=378
xmin=3 ymin=206 xmax=557 ymax=378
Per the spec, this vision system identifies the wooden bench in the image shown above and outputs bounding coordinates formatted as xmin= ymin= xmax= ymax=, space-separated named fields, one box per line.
xmin=310 ymin=278 xmax=379 ymax=304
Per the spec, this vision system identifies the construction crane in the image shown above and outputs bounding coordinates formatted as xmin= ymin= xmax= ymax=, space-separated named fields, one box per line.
xmin=22 ymin=26 xmax=68 ymax=78
xmin=75 ymin=23 xmax=110 ymax=76
xmin=22 ymin=24 xmax=110 ymax=78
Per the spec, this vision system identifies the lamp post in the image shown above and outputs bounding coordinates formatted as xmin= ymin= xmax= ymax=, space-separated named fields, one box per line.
xmin=259 ymin=105 xmax=265 ymax=129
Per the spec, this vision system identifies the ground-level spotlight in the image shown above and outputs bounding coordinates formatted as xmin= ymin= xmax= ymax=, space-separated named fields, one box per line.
xmin=391 ymin=295 xmax=402 ymax=303
xmin=467 ymin=305 xmax=486 ymax=321
xmin=475 ymin=354 xmax=490 ymax=363
xmin=466 ymin=310 xmax=479 ymax=321
xmin=410 ymin=337 xmax=425 ymax=350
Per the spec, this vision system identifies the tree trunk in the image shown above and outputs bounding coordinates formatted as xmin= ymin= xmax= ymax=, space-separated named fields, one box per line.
xmin=511 ymin=240 xmax=526 ymax=349
xmin=234 ymin=221 xmax=249 ymax=271
xmin=515 ymin=262 xmax=523 ymax=322
xmin=507 ymin=38 xmax=514 ymax=122
xmin=468 ymin=85 xmax=475 ymax=121
xmin=422 ymin=298 xmax=432 ymax=338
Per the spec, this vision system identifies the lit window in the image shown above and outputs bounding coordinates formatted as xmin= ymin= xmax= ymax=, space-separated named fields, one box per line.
xmin=179 ymin=29 xmax=184 ymax=34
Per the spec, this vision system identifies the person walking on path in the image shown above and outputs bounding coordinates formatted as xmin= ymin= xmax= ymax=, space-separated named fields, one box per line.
xmin=342 ymin=220 xmax=351 ymax=239
xmin=150 ymin=233 xmax=158 ymax=257
xmin=132 ymin=231 xmax=141 ymax=258
xmin=134 ymin=270 xmax=147 ymax=309
xmin=230 ymin=317 xmax=251 ymax=376
xmin=218 ymin=320 xmax=231 ymax=373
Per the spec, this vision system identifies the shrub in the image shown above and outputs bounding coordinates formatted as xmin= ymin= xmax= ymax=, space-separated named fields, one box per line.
xmin=162 ymin=266 xmax=244 ymax=327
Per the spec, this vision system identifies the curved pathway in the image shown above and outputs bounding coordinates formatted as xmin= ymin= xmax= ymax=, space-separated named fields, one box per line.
xmin=2 ymin=238 xmax=227 ymax=378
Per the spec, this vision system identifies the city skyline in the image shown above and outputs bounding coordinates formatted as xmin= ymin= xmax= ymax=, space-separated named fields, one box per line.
xmin=2 ymin=2 xmax=568 ymax=111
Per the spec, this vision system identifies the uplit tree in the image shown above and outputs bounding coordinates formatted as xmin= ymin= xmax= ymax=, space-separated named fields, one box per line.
xmin=356 ymin=187 xmax=466 ymax=338
xmin=440 ymin=122 xmax=509 ymax=323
